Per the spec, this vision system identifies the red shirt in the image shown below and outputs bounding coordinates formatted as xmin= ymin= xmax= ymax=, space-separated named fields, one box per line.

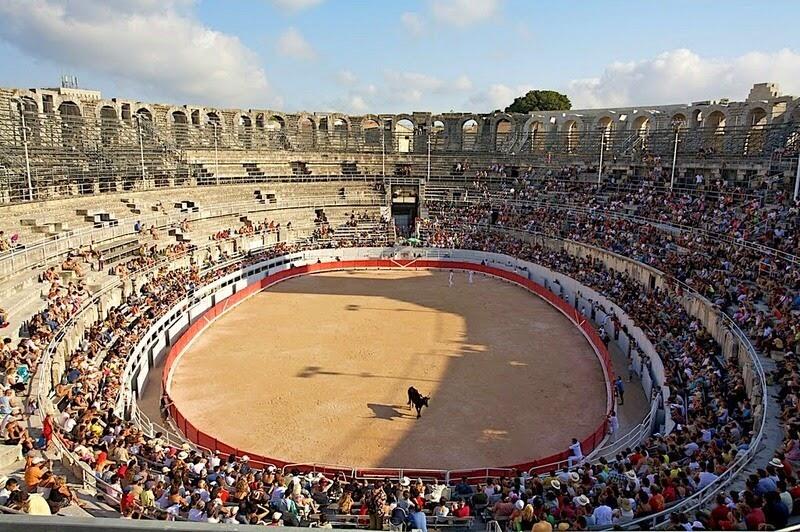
xmin=710 ymin=504 xmax=729 ymax=529
xmin=120 ymin=492 xmax=136 ymax=513
xmin=649 ymin=493 xmax=665 ymax=513
xmin=745 ymin=507 xmax=765 ymax=530
xmin=453 ymin=505 xmax=470 ymax=518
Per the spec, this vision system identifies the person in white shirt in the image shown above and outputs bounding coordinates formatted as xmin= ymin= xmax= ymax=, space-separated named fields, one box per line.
xmin=567 ymin=438 xmax=583 ymax=467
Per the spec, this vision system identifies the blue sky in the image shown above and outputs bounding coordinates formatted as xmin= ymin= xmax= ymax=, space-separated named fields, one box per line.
xmin=0 ymin=0 xmax=798 ymax=113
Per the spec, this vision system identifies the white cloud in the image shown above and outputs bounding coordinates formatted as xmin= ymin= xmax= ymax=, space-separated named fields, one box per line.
xmin=276 ymin=27 xmax=316 ymax=61
xmin=567 ymin=48 xmax=800 ymax=108
xmin=336 ymin=69 xmax=357 ymax=85
xmin=430 ymin=0 xmax=501 ymax=27
xmin=268 ymin=0 xmax=324 ymax=12
xmin=453 ymin=75 xmax=473 ymax=91
xmin=0 ymin=0 xmax=276 ymax=107
xmin=467 ymin=83 xmax=532 ymax=111
xmin=327 ymin=71 xmax=474 ymax=113
xmin=401 ymin=12 xmax=424 ymax=36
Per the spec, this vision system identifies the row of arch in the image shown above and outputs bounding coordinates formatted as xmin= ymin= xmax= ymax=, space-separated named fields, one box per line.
xmin=10 ymin=91 xmax=800 ymax=155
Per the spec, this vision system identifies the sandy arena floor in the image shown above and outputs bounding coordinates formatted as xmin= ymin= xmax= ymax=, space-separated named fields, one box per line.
xmin=168 ymin=269 xmax=607 ymax=470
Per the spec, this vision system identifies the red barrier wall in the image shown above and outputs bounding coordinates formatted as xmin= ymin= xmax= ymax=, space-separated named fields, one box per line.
xmin=160 ymin=259 xmax=615 ymax=477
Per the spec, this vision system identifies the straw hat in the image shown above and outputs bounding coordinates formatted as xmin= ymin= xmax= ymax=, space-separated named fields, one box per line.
xmin=769 ymin=458 xmax=784 ymax=468
xmin=550 ymin=480 xmax=561 ymax=491
xmin=568 ymin=472 xmax=580 ymax=483
xmin=576 ymin=495 xmax=590 ymax=506
xmin=399 ymin=476 xmax=411 ymax=487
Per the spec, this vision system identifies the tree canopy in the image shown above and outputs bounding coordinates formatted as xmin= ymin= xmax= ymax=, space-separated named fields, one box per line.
xmin=505 ymin=90 xmax=571 ymax=113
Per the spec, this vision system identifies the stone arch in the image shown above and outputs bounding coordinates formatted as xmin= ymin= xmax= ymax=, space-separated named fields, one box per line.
xmin=461 ymin=117 xmax=480 ymax=151
xmin=361 ymin=117 xmax=382 ymax=149
xmin=562 ymin=119 xmax=581 ymax=153
xmin=596 ymin=115 xmax=615 ymax=151
xmin=525 ymin=119 xmax=546 ymax=153
xmin=744 ymin=107 xmax=768 ymax=156
xmin=264 ymin=114 xmax=287 ymax=149
xmin=691 ymin=108 xmax=704 ymax=126
xmin=330 ymin=114 xmax=350 ymax=150
xmin=191 ymin=109 xmax=201 ymax=126
xmin=58 ymin=101 xmax=83 ymax=147
xmin=704 ymin=110 xmax=726 ymax=152
xmin=266 ymin=114 xmax=286 ymax=130
xmin=671 ymin=113 xmax=688 ymax=128
xmin=431 ymin=118 xmax=446 ymax=151
xmin=236 ymin=113 xmax=253 ymax=149
xmin=170 ymin=109 xmax=189 ymax=146
xmin=297 ymin=114 xmax=317 ymax=149
xmin=17 ymin=95 xmax=40 ymax=143
xmin=205 ymin=110 xmax=222 ymax=127
xmin=394 ymin=117 xmax=415 ymax=153
xmin=99 ymin=105 xmax=119 ymax=146
xmin=494 ymin=115 xmax=514 ymax=152
xmin=133 ymin=107 xmax=154 ymax=142
xmin=630 ymin=114 xmax=651 ymax=152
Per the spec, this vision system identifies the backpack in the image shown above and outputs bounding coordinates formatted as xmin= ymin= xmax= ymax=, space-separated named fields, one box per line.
xmin=389 ymin=506 xmax=408 ymax=526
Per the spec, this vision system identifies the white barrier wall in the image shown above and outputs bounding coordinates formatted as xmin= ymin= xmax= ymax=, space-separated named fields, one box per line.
xmin=122 ymin=247 xmax=667 ymax=438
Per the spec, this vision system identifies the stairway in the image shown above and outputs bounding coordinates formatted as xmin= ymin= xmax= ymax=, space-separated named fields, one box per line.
xmin=242 ymin=162 xmax=266 ymax=181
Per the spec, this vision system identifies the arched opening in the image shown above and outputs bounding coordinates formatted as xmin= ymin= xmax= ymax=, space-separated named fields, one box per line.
xmin=238 ymin=114 xmax=253 ymax=149
xmin=18 ymin=97 xmax=39 ymax=143
xmin=786 ymin=107 xmax=800 ymax=155
xmin=297 ymin=116 xmax=316 ymax=148
xmin=528 ymin=121 xmax=544 ymax=153
xmin=362 ymin=118 xmax=381 ymax=149
xmin=191 ymin=110 xmax=200 ymax=126
xmin=563 ymin=120 xmax=579 ymax=153
xmin=461 ymin=119 xmax=479 ymax=151
xmin=495 ymin=118 xmax=513 ymax=152
xmin=58 ymin=101 xmax=82 ymax=148
xmin=265 ymin=115 xmax=287 ymax=149
xmin=135 ymin=108 xmax=153 ymax=142
xmin=744 ymin=107 xmax=767 ymax=155
xmin=597 ymin=116 xmax=613 ymax=151
xmin=671 ymin=113 xmax=687 ymax=128
xmin=395 ymin=118 xmax=414 ymax=153
xmin=255 ymin=113 xmax=265 ymax=128
xmin=632 ymin=116 xmax=650 ymax=151
xmin=431 ymin=120 xmax=445 ymax=150
xmin=692 ymin=109 xmax=703 ymax=125
xmin=172 ymin=110 xmax=189 ymax=147
xmin=705 ymin=110 xmax=726 ymax=152
xmin=206 ymin=112 xmax=221 ymax=147
xmin=332 ymin=118 xmax=349 ymax=150
xmin=100 ymin=105 xmax=118 ymax=146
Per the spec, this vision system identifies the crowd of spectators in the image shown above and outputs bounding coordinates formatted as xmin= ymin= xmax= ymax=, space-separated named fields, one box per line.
xmin=0 ymin=175 xmax=798 ymax=529
xmin=418 ymin=177 xmax=800 ymax=529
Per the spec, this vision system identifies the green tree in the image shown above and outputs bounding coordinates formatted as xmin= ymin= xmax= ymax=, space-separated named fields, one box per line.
xmin=505 ymin=90 xmax=571 ymax=113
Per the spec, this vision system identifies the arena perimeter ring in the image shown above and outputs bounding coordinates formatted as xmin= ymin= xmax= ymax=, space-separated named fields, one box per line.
xmin=163 ymin=260 xmax=614 ymax=474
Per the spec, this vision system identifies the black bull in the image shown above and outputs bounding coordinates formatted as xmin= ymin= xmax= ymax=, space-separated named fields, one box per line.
xmin=406 ymin=386 xmax=430 ymax=418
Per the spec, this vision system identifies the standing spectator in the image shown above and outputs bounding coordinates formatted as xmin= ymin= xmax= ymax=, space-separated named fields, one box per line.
xmin=365 ymin=481 xmax=387 ymax=530
xmin=567 ymin=438 xmax=583 ymax=468
xmin=615 ymin=377 xmax=625 ymax=405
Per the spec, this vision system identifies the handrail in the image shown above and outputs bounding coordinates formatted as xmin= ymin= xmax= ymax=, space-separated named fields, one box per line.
xmin=0 ymin=191 xmax=385 ymax=275
xmin=427 ymin=194 xmax=800 ymax=266
xmin=32 ymin=233 xmax=768 ymax=528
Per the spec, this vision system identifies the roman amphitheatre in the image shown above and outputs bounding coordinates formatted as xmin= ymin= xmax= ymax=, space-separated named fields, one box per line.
xmin=0 ymin=75 xmax=791 ymax=531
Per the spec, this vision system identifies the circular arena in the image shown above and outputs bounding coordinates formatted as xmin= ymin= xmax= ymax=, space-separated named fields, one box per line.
xmin=166 ymin=267 xmax=607 ymax=470
xmin=0 ymin=61 xmax=792 ymax=531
